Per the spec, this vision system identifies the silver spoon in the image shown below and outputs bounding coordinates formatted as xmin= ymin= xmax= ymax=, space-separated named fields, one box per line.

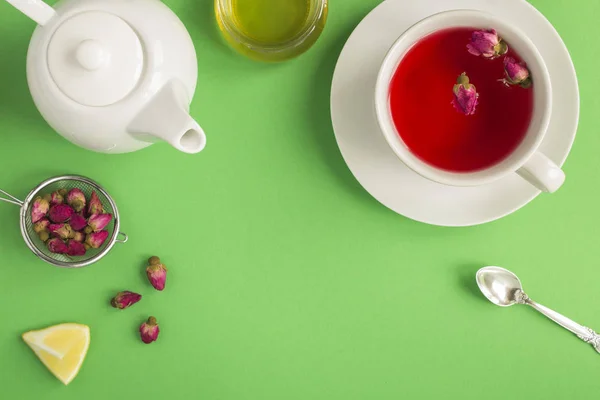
xmin=476 ymin=266 xmax=600 ymax=353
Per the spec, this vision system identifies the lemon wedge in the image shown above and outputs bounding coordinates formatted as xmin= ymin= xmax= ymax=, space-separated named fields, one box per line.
xmin=22 ymin=323 xmax=90 ymax=385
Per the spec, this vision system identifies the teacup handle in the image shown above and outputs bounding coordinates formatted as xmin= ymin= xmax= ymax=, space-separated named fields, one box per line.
xmin=516 ymin=151 xmax=565 ymax=193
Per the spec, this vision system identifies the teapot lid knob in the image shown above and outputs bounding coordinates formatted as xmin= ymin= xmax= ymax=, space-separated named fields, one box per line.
xmin=46 ymin=11 xmax=144 ymax=107
xmin=75 ymin=40 xmax=108 ymax=71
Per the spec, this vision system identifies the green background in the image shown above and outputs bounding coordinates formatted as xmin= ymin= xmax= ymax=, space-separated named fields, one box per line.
xmin=0 ymin=0 xmax=598 ymax=398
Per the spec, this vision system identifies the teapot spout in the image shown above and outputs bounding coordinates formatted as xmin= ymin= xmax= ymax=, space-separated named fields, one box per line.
xmin=128 ymin=80 xmax=206 ymax=154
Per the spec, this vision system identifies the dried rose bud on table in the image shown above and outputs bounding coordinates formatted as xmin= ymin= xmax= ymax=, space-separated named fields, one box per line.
xmin=111 ymin=291 xmax=142 ymax=309
xmin=140 ymin=317 xmax=160 ymax=344
xmin=146 ymin=256 xmax=168 ymax=291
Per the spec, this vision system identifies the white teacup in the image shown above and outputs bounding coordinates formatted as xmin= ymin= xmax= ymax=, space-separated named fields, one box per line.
xmin=374 ymin=10 xmax=565 ymax=193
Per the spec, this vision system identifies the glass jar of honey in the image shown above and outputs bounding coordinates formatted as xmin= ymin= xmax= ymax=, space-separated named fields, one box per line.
xmin=215 ymin=0 xmax=328 ymax=62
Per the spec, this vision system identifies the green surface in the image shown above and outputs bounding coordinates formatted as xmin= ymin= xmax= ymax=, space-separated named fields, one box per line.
xmin=0 ymin=0 xmax=598 ymax=398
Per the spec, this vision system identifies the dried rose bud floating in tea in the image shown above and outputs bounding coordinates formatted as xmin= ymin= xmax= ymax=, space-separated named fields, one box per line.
xmin=467 ymin=29 xmax=508 ymax=59
xmin=388 ymin=27 xmax=533 ymax=172
xmin=502 ymin=57 xmax=532 ymax=88
xmin=451 ymin=73 xmax=479 ymax=116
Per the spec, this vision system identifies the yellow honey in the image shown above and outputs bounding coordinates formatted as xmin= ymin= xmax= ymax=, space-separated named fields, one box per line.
xmin=216 ymin=0 xmax=328 ymax=62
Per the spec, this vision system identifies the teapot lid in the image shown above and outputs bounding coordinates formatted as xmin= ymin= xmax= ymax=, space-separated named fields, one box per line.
xmin=47 ymin=11 xmax=144 ymax=107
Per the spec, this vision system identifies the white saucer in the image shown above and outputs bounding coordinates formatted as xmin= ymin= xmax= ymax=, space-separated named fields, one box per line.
xmin=330 ymin=0 xmax=579 ymax=227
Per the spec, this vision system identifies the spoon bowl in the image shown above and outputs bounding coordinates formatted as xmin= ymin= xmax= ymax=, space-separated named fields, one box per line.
xmin=476 ymin=266 xmax=523 ymax=307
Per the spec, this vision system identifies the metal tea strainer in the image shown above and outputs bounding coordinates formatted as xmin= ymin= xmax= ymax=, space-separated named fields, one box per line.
xmin=0 ymin=175 xmax=127 ymax=268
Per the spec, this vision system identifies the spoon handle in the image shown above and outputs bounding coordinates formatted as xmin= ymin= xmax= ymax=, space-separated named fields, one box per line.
xmin=516 ymin=291 xmax=600 ymax=353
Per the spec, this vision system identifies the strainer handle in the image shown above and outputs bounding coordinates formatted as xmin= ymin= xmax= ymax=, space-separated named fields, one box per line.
xmin=0 ymin=189 xmax=24 ymax=207
xmin=115 ymin=232 xmax=128 ymax=244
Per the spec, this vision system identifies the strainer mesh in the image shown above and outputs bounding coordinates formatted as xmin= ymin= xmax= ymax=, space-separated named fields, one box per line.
xmin=23 ymin=179 xmax=118 ymax=265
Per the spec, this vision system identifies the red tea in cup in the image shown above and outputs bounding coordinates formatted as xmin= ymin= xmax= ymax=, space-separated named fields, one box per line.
xmin=388 ymin=27 xmax=534 ymax=172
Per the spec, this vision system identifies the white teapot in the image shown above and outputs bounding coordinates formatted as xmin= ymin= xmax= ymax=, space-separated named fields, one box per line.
xmin=7 ymin=0 xmax=206 ymax=154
